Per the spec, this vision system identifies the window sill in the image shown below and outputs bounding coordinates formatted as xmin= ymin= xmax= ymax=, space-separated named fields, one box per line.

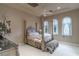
xmin=62 ymin=35 xmax=72 ymax=37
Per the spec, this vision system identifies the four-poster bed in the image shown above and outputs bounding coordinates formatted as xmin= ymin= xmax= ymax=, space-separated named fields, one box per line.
xmin=41 ymin=16 xmax=59 ymax=53
xmin=24 ymin=16 xmax=59 ymax=54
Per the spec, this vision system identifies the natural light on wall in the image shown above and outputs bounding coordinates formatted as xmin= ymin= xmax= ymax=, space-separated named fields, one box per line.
xmin=53 ymin=17 xmax=58 ymax=35
xmin=62 ymin=16 xmax=72 ymax=36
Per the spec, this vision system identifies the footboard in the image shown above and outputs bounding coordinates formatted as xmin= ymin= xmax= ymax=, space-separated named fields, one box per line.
xmin=26 ymin=35 xmax=42 ymax=49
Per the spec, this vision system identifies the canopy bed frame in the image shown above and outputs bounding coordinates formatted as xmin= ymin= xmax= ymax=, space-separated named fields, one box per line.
xmin=41 ymin=16 xmax=59 ymax=53
xmin=24 ymin=20 xmax=42 ymax=49
xmin=24 ymin=16 xmax=59 ymax=53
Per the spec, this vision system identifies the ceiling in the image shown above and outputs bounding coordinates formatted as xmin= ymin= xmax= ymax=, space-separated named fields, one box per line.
xmin=2 ymin=3 xmax=79 ymax=17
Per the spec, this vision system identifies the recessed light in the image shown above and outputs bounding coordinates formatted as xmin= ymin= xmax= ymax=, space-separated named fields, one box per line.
xmin=57 ymin=6 xmax=61 ymax=10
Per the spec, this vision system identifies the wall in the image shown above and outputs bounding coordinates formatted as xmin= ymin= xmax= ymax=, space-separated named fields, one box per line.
xmin=47 ymin=9 xmax=79 ymax=44
xmin=0 ymin=5 xmax=40 ymax=44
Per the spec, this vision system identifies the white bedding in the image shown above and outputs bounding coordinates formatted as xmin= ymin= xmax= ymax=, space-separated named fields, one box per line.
xmin=29 ymin=32 xmax=39 ymax=36
xmin=44 ymin=33 xmax=51 ymax=37
xmin=28 ymin=32 xmax=41 ymax=40
xmin=44 ymin=33 xmax=52 ymax=43
xmin=28 ymin=30 xmax=52 ymax=42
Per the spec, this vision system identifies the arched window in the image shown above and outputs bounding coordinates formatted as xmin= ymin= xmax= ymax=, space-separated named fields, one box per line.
xmin=44 ymin=21 xmax=48 ymax=33
xmin=53 ymin=17 xmax=58 ymax=35
xmin=62 ymin=17 xmax=72 ymax=36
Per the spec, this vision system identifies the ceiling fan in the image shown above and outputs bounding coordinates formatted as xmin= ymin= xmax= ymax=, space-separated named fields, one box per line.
xmin=42 ymin=10 xmax=53 ymax=17
xmin=42 ymin=7 xmax=66 ymax=17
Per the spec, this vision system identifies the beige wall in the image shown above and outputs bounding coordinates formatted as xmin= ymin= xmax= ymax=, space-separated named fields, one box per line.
xmin=0 ymin=5 xmax=40 ymax=44
xmin=47 ymin=9 xmax=79 ymax=44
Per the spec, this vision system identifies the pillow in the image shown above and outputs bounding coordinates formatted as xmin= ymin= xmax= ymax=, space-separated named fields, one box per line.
xmin=26 ymin=26 xmax=36 ymax=34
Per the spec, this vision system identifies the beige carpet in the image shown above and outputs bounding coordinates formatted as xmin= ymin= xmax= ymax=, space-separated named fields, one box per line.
xmin=18 ymin=43 xmax=79 ymax=56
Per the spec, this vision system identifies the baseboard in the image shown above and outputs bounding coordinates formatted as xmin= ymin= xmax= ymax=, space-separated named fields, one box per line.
xmin=59 ymin=41 xmax=79 ymax=47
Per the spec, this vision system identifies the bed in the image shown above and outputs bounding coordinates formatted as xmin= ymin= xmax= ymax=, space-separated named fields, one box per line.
xmin=26 ymin=27 xmax=42 ymax=49
xmin=25 ymin=26 xmax=59 ymax=53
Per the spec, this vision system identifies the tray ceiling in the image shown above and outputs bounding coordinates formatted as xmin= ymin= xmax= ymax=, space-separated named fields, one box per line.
xmin=2 ymin=3 xmax=79 ymax=17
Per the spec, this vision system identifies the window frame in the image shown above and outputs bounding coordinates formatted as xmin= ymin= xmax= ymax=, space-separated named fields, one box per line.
xmin=62 ymin=16 xmax=72 ymax=36
xmin=53 ymin=16 xmax=58 ymax=35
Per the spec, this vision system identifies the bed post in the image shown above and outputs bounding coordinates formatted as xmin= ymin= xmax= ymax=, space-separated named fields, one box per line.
xmin=51 ymin=20 xmax=54 ymax=40
xmin=41 ymin=16 xmax=45 ymax=51
xmin=24 ymin=20 xmax=28 ymax=44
